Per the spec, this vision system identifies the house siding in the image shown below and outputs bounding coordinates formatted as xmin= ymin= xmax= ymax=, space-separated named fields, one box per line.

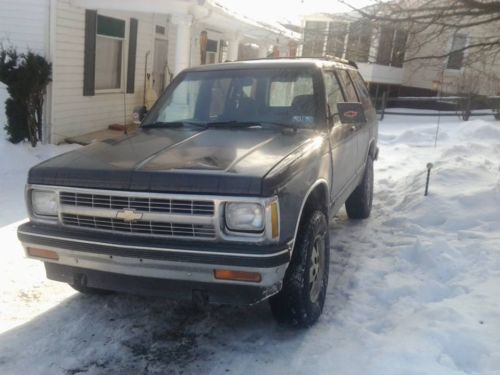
xmin=0 ymin=0 xmax=49 ymax=130
xmin=51 ymin=0 xmax=155 ymax=143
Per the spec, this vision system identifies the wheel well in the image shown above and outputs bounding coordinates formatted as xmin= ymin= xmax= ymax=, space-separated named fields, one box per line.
xmin=300 ymin=183 xmax=329 ymax=225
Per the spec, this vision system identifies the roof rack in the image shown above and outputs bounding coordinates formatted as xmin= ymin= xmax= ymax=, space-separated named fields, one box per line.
xmin=240 ymin=55 xmax=358 ymax=69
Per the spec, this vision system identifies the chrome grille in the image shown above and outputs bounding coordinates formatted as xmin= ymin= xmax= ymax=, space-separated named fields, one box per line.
xmin=62 ymin=213 xmax=216 ymax=239
xmin=60 ymin=192 xmax=214 ymax=216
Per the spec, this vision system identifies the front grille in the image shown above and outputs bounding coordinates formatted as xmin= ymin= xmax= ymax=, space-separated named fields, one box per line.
xmin=62 ymin=213 xmax=216 ymax=239
xmin=60 ymin=192 xmax=214 ymax=216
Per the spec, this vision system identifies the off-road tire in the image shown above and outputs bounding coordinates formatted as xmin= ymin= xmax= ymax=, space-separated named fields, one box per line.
xmin=269 ymin=210 xmax=329 ymax=327
xmin=345 ymin=154 xmax=374 ymax=219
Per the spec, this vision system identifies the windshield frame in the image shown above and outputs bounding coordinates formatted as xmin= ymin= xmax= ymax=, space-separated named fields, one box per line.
xmin=141 ymin=66 xmax=328 ymax=130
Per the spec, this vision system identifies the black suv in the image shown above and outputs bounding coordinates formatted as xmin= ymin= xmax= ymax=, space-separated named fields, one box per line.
xmin=18 ymin=58 xmax=378 ymax=326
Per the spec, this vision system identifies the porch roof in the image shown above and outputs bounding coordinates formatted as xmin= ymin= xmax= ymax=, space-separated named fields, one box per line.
xmin=70 ymin=0 xmax=300 ymax=44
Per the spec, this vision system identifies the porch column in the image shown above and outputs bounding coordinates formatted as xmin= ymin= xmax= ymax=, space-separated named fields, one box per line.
xmin=227 ymin=35 xmax=241 ymax=61
xmin=171 ymin=14 xmax=193 ymax=75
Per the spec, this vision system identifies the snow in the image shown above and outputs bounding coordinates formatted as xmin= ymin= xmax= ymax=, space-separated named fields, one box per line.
xmin=0 ymin=114 xmax=499 ymax=374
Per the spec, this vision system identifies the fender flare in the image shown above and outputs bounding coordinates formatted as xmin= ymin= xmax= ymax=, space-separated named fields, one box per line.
xmin=290 ymin=179 xmax=329 ymax=252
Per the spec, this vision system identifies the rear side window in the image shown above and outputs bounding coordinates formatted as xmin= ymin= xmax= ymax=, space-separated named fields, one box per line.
xmin=349 ymin=71 xmax=371 ymax=104
xmin=336 ymin=70 xmax=359 ymax=102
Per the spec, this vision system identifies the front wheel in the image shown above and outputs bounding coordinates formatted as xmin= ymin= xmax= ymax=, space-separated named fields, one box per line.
xmin=345 ymin=154 xmax=374 ymax=219
xmin=269 ymin=210 xmax=330 ymax=327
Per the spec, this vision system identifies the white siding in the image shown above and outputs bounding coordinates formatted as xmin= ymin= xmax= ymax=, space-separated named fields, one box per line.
xmin=51 ymin=0 xmax=155 ymax=143
xmin=0 ymin=0 xmax=49 ymax=131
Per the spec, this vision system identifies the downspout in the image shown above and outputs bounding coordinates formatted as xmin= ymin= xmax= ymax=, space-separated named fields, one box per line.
xmin=45 ymin=0 xmax=57 ymax=144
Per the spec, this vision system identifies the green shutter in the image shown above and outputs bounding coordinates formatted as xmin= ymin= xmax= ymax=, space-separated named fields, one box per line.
xmin=83 ymin=9 xmax=97 ymax=96
xmin=127 ymin=18 xmax=138 ymax=94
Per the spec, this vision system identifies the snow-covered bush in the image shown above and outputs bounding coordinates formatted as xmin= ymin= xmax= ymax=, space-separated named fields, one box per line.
xmin=0 ymin=46 xmax=51 ymax=146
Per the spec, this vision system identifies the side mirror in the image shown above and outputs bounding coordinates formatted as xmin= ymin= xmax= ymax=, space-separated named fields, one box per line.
xmin=337 ymin=102 xmax=366 ymax=124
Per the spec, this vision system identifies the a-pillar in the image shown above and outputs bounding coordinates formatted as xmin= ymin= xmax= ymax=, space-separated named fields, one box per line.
xmin=171 ymin=14 xmax=193 ymax=75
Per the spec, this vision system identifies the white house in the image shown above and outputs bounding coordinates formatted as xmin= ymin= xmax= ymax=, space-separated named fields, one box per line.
xmin=301 ymin=11 xmax=500 ymax=100
xmin=0 ymin=0 xmax=299 ymax=144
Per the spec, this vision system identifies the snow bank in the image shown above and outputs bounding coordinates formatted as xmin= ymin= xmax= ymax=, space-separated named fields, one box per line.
xmin=0 ymin=116 xmax=499 ymax=374
xmin=0 ymin=132 xmax=79 ymax=226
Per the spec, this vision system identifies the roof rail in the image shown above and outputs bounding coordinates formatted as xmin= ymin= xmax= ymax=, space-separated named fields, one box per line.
xmin=320 ymin=55 xmax=358 ymax=68
xmin=239 ymin=55 xmax=358 ymax=68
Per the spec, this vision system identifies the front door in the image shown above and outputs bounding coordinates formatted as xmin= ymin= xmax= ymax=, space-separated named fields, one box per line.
xmin=324 ymin=70 xmax=358 ymax=201
xmin=153 ymin=39 xmax=169 ymax=97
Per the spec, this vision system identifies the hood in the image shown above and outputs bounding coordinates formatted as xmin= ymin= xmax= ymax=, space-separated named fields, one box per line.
xmin=29 ymin=127 xmax=314 ymax=195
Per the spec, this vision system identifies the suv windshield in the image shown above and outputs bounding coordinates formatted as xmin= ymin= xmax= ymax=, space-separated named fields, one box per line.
xmin=143 ymin=68 xmax=318 ymax=128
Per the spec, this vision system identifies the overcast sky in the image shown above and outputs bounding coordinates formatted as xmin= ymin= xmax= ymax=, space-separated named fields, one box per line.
xmin=217 ymin=0 xmax=375 ymax=24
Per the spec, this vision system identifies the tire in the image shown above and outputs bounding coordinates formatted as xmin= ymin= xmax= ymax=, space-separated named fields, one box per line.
xmin=345 ymin=154 xmax=374 ymax=219
xmin=269 ymin=210 xmax=330 ymax=327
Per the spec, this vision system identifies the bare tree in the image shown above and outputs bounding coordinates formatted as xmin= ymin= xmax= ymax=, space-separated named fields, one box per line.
xmin=339 ymin=0 xmax=500 ymax=63
xmin=336 ymin=0 xmax=500 ymax=100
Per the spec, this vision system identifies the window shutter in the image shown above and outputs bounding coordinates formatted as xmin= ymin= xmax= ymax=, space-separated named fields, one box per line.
xmin=83 ymin=9 xmax=97 ymax=96
xmin=127 ymin=18 xmax=138 ymax=94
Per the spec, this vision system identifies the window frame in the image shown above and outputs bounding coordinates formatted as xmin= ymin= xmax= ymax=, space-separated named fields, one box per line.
xmin=336 ymin=69 xmax=360 ymax=103
xmin=94 ymin=14 xmax=128 ymax=94
xmin=446 ymin=33 xmax=468 ymax=72
xmin=323 ymin=70 xmax=346 ymax=118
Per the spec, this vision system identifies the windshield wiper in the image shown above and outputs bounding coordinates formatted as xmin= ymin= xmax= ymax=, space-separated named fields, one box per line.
xmin=204 ymin=120 xmax=263 ymax=128
xmin=205 ymin=120 xmax=297 ymax=129
xmin=141 ymin=121 xmax=206 ymax=129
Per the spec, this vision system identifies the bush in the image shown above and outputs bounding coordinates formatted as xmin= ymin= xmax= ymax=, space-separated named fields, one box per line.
xmin=0 ymin=46 xmax=51 ymax=146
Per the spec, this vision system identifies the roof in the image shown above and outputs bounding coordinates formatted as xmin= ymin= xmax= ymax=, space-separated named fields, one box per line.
xmin=184 ymin=57 xmax=357 ymax=72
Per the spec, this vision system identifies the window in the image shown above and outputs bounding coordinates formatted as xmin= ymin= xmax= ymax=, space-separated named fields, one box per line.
xmin=391 ymin=30 xmax=408 ymax=67
xmin=209 ymin=78 xmax=231 ymax=118
xmin=349 ymin=71 xmax=372 ymax=107
xmin=146 ymin=69 xmax=318 ymax=127
xmin=345 ymin=20 xmax=372 ymax=63
xmin=336 ymin=70 xmax=359 ymax=102
xmin=326 ymin=22 xmax=348 ymax=58
xmin=323 ymin=71 xmax=345 ymax=115
xmin=158 ymin=80 xmax=201 ymax=122
xmin=376 ymin=27 xmax=408 ymax=67
xmin=95 ymin=15 xmax=126 ymax=90
xmin=376 ymin=26 xmax=394 ymax=66
xmin=206 ymin=39 xmax=218 ymax=64
xmin=269 ymin=75 xmax=313 ymax=107
xmin=302 ymin=21 xmax=327 ymax=56
xmin=447 ymin=34 xmax=467 ymax=70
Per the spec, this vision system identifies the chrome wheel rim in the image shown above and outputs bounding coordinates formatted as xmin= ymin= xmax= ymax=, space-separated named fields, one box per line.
xmin=309 ymin=232 xmax=325 ymax=303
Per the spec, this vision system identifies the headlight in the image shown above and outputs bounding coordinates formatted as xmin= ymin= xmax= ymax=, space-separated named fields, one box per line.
xmin=31 ymin=190 xmax=58 ymax=217
xmin=225 ymin=202 xmax=264 ymax=232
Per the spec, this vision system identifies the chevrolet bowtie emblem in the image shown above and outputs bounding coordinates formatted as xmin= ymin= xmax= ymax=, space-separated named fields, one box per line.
xmin=116 ymin=209 xmax=143 ymax=222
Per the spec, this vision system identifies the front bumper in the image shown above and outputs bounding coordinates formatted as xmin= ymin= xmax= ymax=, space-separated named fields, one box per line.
xmin=17 ymin=222 xmax=291 ymax=304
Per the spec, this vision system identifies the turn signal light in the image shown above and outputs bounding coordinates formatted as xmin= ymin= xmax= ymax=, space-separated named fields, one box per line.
xmin=270 ymin=202 xmax=279 ymax=239
xmin=214 ymin=269 xmax=262 ymax=283
xmin=27 ymin=247 xmax=59 ymax=260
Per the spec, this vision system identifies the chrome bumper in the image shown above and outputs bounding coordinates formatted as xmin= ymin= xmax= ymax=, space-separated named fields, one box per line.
xmin=18 ymin=222 xmax=291 ymax=304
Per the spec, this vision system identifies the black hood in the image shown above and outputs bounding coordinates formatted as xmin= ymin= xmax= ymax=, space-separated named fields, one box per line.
xmin=29 ymin=128 xmax=317 ymax=196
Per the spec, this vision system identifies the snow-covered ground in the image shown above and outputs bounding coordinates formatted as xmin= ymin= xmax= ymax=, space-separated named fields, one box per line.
xmin=0 ymin=113 xmax=499 ymax=374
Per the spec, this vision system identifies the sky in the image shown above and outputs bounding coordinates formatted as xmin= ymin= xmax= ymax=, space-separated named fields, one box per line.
xmin=217 ymin=0 xmax=375 ymax=24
